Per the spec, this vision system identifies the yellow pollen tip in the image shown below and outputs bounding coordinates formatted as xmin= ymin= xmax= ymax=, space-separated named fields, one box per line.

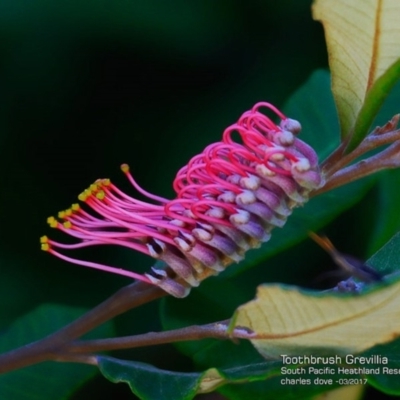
xmin=65 ymin=208 xmax=73 ymax=216
xmin=121 ymin=164 xmax=130 ymax=173
xmin=41 ymin=243 xmax=50 ymax=252
xmin=102 ymin=178 xmax=111 ymax=186
xmin=90 ymin=183 xmax=98 ymax=192
xmin=40 ymin=235 xmax=49 ymax=244
xmin=78 ymin=192 xmax=88 ymax=202
xmin=72 ymin=203 xmax=80 ymax=211
xmin=96 ymin=190 xmax=105 ymax=200
xmin=63 ymin=221 xmax=72 ymax=229
xmin=47 ymin=216 xmax=58 ymax=228
xmin=58 ymin=211 xmax=66 ymax=219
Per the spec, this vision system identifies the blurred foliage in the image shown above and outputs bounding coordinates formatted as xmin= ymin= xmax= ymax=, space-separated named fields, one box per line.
xmin=1 ymin=0 xmax=399 ymax=399
xmin=0 ymin=304 xmax=115 ymax=399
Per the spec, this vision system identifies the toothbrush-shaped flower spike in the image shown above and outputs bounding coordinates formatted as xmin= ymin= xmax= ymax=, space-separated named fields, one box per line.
xmin=42 ymin=102 xmax=324 ymax=297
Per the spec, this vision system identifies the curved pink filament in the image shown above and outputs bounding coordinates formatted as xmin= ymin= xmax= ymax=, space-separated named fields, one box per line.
xmin=48 ymin=247 xmax=153 ymax=284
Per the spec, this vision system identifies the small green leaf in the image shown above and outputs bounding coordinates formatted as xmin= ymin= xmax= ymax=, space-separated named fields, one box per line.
xmin=0 ymin=304 xmax=115 ymax=400
xmin=367 ymin=231 xmax=400 ymax=276
xmin=313 ymin=0 xmax=400 ymax=150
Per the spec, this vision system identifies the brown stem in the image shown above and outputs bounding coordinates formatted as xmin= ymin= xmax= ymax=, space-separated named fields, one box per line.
xmin=313 ymin=140 xmax=400 ymax=195
xmin=53 ymin=353 xmax=98 ymax=366
xmin=320 ymin=140 xmax=347 ymax=173
xmin=61 ymin=320 xmax=254 ymax=354
xmin=324 ymin=128 xmax=400 ymax=177
xmin=0 ymin=281 xmax=166 ymax=374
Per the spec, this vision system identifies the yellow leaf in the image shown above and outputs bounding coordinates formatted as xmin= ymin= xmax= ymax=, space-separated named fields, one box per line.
xmin=232 ymin=280 xmax=400 ymax=358
xmin=312 ymin=0 xmax=400 ymax=146
xmin=198 ymin=368 xmax=225 ymax=393
xmin=312 ymin=384 xmax=365 ymax=400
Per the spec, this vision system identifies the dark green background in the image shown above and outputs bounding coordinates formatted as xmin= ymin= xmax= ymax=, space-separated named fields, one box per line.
xmin=0 ymin=1 xmax=398 ymax=399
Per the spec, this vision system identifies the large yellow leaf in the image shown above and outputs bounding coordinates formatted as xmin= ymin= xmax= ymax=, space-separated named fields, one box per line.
xmin=313 ymin=0 xmax=400 ymax=149
xmin=312 ymin=385 xmax=364 ymax=400
xmin=231 ymin=279 xmax=400 ymax=358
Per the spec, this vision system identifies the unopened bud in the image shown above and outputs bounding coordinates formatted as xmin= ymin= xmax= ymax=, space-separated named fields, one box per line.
xmin=218 ymin=191 xmax=236 ymax=203
xmin=276 ymin=130 xmax=295 ymax=146
xmin=174 ymin=237 xmax=192 ymax=252
xmin=256 ymin=163 xmax=276 ymax=177
xmin=280 ymin=118 xmax=302 ymax=134
xmin=230 ymin=210 xmax=250 ymax=224
xmin=240 ymin=175 xmax=261 ymax=190
xmin=236 ymin=190 xmax=257 ymax=205
xmin=292 ymin=158 xmax=311 ymax=172
xmin=192 ymin=228 xmax=213 ymax=241
xmin=205 ymin=207 xmax=225 ymax=219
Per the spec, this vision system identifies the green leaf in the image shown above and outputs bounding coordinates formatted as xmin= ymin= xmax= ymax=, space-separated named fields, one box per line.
xmin=359 ymin=337 xmax=400 ymax=395
xmin=283 ymin=70 xmax=339 ymax=159
xmin=313 ymin=0 xmax=400 ymax=150
xmin=98 ymin=357 xmax=201 ymax=400
xmin=98 ymin=355 xmax=339 ymax=400
xmin=367 ymin=231 xmax=400 ymax=276
xmin=99 ymin=354 xmax=369 ymax=400
xmin=0 ymin=304 xmax=115 ymax=400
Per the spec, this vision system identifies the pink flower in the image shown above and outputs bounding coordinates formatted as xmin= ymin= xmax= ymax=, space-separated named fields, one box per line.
xmin=41 ymin=102 xmax=323 ymax=297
